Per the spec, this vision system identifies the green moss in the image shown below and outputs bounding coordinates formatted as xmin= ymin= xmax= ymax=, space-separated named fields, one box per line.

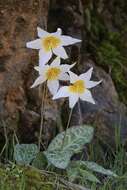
xmin=96 ymin=42 xmax=122 ymax=67
xmin=0 ymin=164 xmax=69 ymax=190
xmin=83 ymin=2 xmax=127 ymax=105
xmin=96 ymin=39 xmax=127 ymax=105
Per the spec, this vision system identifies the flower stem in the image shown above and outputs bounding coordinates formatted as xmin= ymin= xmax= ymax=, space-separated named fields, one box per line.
xmin=38 ymin=83 xmax=47 ymax=150
xmin=78 ymin=100 xmax=83 ymax=125
xmin=62 ymin=108 xmax=73 ymax=149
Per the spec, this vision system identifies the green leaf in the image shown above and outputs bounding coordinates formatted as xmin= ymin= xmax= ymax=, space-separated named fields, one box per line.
xmin=67 ymin=166 xmax=79 ymax=182
xmin=79 ymin=169 xmax=100 ymax=183
xmin=44 ymin=125 xmax=94 ymax=169
xmin=32 ymin=152 xmax=48 ymax=169
xmin=67 ymin=161 xmax=100 ymax=183
xmin=69 ymin=161 xmax=117 ymax=177
xmin=45 ymin=150 xmax=72 ymax=170
xmin=67 ymin=160 xmax=117 ymax=184
xmin=14 ymin=144 xmax=39 ymax=165
xmin=83 ymin=161 xmax=117 ymax=177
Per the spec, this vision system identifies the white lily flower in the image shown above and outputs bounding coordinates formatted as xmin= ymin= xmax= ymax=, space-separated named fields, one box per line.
xmin=31 ymin=57 xmax=76 ymax=95
xmin=53 ymin=68 xmax=102 ymax=108
xmin=26 ymin=27 xmax=81 ymax=65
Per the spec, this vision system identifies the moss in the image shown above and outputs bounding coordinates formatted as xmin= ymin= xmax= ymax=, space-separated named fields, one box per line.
xmin=96 ymin=42 xmax=122 ymax=67
xmin=0 ymin=164 xmax=71 ymax=190
xmin=96 ymin=39 xmax=127 ymax=105
xmin=83 ymin=2 xmax=127 ymax=105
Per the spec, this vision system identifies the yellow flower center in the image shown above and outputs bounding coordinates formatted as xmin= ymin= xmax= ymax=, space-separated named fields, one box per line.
xmin=42 ymin=35 xmax=61 ymax=52
xmin=46 ymin=67 xmax=61 ymax=80
xmin=69 ymin=80 xmax=85 ymax=94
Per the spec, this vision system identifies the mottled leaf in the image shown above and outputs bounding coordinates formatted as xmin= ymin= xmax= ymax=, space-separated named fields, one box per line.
xmin=67 ymin=166 xmax=79 ymax=182
xmin=32 ymin=152 xmax=48 ymax=169
xmin=67 ymin=161 xmax=100 ymax=183
xmin=14 ymin=144 xmax=39 ymax=165
xmin=83 ymin=161 xmax=117 ymax=177
xmin=44 ymin=125 xmax=94 ymax=169
xmin=80 ymin=169 xmax=100 ymax=183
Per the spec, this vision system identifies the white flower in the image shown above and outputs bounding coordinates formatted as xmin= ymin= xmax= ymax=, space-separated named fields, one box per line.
xmin=53 ymin=68 xmax=102 ymax=108
xmin=26 ymin=27 xmax=81 ymax=65
xmin=31 ymin=57 xmax=75 ymax=95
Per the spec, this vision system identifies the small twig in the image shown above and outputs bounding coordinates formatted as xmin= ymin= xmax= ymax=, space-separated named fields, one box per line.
xmin=13 ymin=130 xmax=19 ymax=144
xmin=2 ymin=120 xmax=8 ymax=143
xmin=0 ymin=120 xmax=8 ymax=159
xmin=60 ymin=179 xmax=91 ymax=190
xmin=0 ymin=143 xmax=7 ymax=157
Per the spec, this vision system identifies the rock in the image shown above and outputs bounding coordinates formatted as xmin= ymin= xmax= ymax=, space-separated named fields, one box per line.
xmin=48 ymin=0 xmax=83 ymax=63
xmin=18 ymin=110 xmax=40 ymax=143
xmin=0 ymin=0 xmax=49 ymax=140
xmin=0 ymin=0 xmax=61 ymax=146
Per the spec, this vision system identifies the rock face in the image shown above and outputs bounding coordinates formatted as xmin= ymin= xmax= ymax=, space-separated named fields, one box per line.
xmin=0 ymin=0 xmax=50 ymax=142
xmin=0 ymin=0 xmax=127 ymax=147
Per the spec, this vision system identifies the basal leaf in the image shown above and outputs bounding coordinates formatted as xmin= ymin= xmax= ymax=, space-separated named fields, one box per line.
xmin=32 ymin=152 xmax=48 ymax=169
xmin=44 ymin=125 xmax=94 ymax=169
xmin=69 ymin=161 xmax=117 ymax=178
xmin=79 ymin=169 xmax=100 ymax=183
xmin=67 ymin=166 xmax=79 ymax=182
xmin=83 ymin=161 xmax=117 ymax=177
xmin=44 ymin=150 xmax=71 ymax=169
xmin=14 ymin=144 xmax=39 ymax=165
xmin=67 ymin=161 xmax=100 ymax=183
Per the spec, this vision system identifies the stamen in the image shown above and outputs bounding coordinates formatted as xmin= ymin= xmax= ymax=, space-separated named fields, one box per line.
xmin=69 ymin=80 xmax=85 ymax=94
xmin=46 ymin=67 xmax=61 ymax=80
xmin=42 ymin=35 xmax=61 ymax=52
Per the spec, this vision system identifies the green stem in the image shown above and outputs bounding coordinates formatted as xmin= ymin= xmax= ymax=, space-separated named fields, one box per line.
xmin=62 ymin=108 xmax=73 ymax=149
xmin=78 ymin=101 xmax=83 ymax=125
xmin=38 ymin=83 xmax=47 ymax=150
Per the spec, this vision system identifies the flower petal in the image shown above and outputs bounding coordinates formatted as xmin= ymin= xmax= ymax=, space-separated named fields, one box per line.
xmin=30 ymin=76 xmax=46 ymax=88
xmin=34 ymin=66 xmax=40 ymax=72
xmin=61 ymin=35 xmax=81 ymax=46
xmin=68 ymin=71 xmax=79 ymax=83
xmin=53 ymin=46 xmax=68 ymax=60
xmin=52 ymin=28 xmax=62 ymax=36
xmin=69 ymin=94 xmax=79 ymax=108
xmin=61 ymin=62 xmax=76 ymax=73
xmin=80 ymin=67 xmax=93 ymax=81
xmin=85 ymin=80 xmax=102 ymax=89
xmin=47 ymin=80 xmax=59 ymax=95
xmin=80 ymin=89 xmax=95 ymax=104
xmin=59 ymin=73 xmax=70 ymax=81
xmin=26 ymin=39 xmax=42 ymax=49
xmin=34 ymin=65 xmax=49 ymax=75
xmin=53 ymin=86 xmax=69 ymax=100
xmin=39 ymin=49 xmax=52 ymax=65
xmin=37 ymin=27 xmax=49 ymax=38
xmin=51 ymin=57 xmax=61 ymax=66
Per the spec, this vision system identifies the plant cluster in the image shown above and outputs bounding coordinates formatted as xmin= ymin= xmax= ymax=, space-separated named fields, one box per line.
xmin=12 ymin=27 xmax=117 ymax=186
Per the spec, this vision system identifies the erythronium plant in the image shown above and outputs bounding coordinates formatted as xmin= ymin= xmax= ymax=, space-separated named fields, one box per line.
xmin=31 ymin=57 xmax=75 ymax=95
xmin=26 ymin=27 xmax=81 ymax=150
xmin=15 ymin=26 xmax=117 ymax=185
xmin=26 ymin=27 xmax=81 ymax=65
xmin=53 ymin=67 xmax=102 ymax=147
xmin=53 ymin=67 xmax=102 ymax=108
